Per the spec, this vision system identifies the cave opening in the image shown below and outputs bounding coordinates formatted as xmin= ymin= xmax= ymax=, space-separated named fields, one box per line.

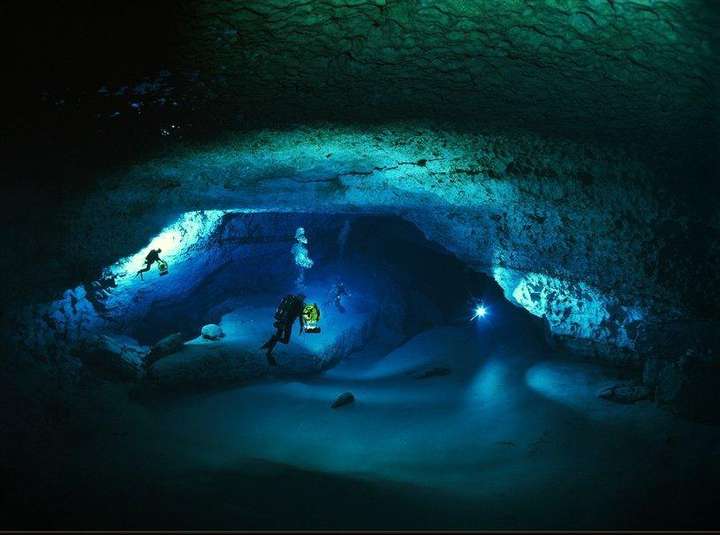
xmin=74 ymin=210 xmax=547 ymax=391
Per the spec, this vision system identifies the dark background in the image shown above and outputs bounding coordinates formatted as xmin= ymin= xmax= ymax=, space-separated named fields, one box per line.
xmin=4 ymin=2 xmax=184 ymax=177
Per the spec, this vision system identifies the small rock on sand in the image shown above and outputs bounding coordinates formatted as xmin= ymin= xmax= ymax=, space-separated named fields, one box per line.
xmin=331 ymin=392 xmax=355 ymax=409
xmin=411 ymin=367 xmax=451 ymax=379
xmin=598 ymin=384 xmax=651 ymax=404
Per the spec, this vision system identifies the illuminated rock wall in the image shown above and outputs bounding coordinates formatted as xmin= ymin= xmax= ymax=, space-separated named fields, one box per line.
xmin=14 ymin=124 xmax=717 ymax=364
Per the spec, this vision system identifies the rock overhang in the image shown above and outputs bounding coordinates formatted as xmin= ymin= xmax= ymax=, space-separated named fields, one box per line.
xmin=12 ymin=122 xmax=716 ymax=362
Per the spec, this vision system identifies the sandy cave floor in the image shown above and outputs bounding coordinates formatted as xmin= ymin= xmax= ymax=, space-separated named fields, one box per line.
xmin=11 ymin=305 xmax=720 ymax=530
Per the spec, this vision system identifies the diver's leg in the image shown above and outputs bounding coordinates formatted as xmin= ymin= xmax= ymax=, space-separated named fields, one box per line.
xmin=261 ymin=334 xmax=279 ymax=366
xmin=135 ymin=263 xmax=151 ymax=279
xmin=280 ymin=324 xmax=292 ymax=344
xmin=262 ymin=323 xmax=288 ymax=365
xmin=262 ymin=319 xmax=292 ymax=366
xmin=261 ymin=331 xmax=279 ymax=351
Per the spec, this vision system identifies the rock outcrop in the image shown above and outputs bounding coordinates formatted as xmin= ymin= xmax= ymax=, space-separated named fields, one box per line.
xmin=73 ymin=334 xmax=148 ymax=382
xmin=146 ymin=333 xmax=185 ymax=367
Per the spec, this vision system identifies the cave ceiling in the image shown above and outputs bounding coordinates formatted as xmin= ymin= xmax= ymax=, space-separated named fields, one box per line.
xmin=8 ymin=0 xmax=718 ymax=179
xmin=176 ymin=0 xmax=717 ymax=149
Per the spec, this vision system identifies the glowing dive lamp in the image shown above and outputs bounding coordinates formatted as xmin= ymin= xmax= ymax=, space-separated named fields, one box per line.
xmin=473 ymin=304 xmax=488 ymax=320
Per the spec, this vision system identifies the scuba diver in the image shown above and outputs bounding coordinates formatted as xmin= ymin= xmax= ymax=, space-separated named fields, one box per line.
xmin=327 ymin=278 xmax=351 ymax=313
xmin=261 ymin=294 xmax=307 ymax=366
xmin=135 ymin=248 xmax=164 ymax=280
xmin=292 ymin=227 xmax=313 ymax=288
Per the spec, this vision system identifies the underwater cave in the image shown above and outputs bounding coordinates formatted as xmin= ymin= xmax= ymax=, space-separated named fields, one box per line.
xmin=70 ymin=210 xmax=530 ymax=389
xmin=3 ymin=0 xmax=720 ymax=531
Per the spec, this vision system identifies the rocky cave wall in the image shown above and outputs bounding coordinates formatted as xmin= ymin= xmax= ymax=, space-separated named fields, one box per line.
xmin=7 ymin=124 xmax=718 ymax=371
xmin=12 ymin=210 xmax=505 ymax=387
xmin=13 ymin=212 xmax=351 ymax=366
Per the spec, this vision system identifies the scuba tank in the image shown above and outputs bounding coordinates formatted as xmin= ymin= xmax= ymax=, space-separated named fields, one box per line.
xmin=302 ymin=303 xmax=321 ymax=333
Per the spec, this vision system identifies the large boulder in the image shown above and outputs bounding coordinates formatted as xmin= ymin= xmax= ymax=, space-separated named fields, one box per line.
xmin=74 ymin=335 xmax=148 ymax=381
xmin=146 ymin=333 xmax=185 ymax=367
xmin=200 ymin=324 xmax=224 ymax=341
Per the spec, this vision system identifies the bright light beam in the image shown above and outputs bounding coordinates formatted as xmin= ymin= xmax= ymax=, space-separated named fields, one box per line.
xmin=472 ymin=304 xmax=488 ymax=320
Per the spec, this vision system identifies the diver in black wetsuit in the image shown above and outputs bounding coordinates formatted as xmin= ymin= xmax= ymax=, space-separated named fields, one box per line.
xmin=135 ymin=248 xmax=163 ymax=280
xmin=261 ymin=294 xmax=306 ymax=366
xmin=328 ymin=278 xmax=350 ymax=313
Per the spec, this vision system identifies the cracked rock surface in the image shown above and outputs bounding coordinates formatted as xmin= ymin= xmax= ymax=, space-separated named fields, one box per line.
xmin=177 ymin=0 xmax=718 ymax=155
